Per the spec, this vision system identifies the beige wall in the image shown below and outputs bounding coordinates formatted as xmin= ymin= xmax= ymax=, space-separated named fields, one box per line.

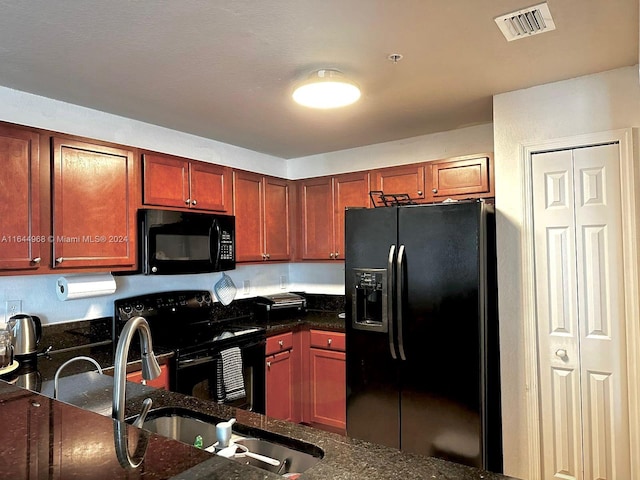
xmin=493 ymin=65 xmax=640 ymax=478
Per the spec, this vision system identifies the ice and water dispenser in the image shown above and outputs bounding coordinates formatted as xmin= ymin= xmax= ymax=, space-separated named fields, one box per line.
xmin=351 ymin=268 xmax=388 ymax=332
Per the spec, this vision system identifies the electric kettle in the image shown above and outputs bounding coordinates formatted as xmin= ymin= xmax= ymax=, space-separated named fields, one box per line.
xmin=7 ymin=314 xmax=42 ymax=358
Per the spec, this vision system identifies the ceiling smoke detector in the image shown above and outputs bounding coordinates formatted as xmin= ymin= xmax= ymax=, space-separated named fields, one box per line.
xmin=494 ymin=2 xmax=556 ymax=41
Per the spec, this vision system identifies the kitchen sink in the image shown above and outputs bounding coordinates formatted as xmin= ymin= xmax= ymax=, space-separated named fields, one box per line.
xmin=128 ymin=407 xmax=323 ymax=475
xmin=233 ymin=437 xmax=321 ymax=475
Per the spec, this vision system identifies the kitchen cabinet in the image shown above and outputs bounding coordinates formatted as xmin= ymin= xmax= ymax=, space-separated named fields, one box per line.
xmin=370 ymin=163 xmax=426 ymax=206
xmin=425 ymin=153 xmax=493 ymax=202
xmin=308 ymin=330 xmax=346 ymax=433
xmin=126 ymin=363 xmax=170 ymax=390
xmin=143 ymin=152 xmax=231 ymax=212
xmin=51 ymin=137 xmax=138 ymax=270
xmin=0 ymin=124 xmax=41 ymax=271
xmin=233 ymin=170 xmax=292 ymax=262
xmin=299 ymin=172 xmax=370 ymax=260
xmin=265 ymin=332 xmax=299 ymax=422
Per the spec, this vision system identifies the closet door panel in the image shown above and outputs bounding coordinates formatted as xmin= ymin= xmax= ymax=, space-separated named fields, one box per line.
xmin=532 ymin=149 xmax=582 ymax=480
xmin=573 ymin=144 xmax=629 ymax=480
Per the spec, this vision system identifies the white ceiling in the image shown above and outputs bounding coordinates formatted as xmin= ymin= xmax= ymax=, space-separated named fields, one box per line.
xmin=0 ymin=0 xmax=637 ymax=159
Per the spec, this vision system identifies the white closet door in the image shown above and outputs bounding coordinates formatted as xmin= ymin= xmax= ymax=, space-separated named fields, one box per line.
xmin=532 ymin=144 xmax=630 ymax=480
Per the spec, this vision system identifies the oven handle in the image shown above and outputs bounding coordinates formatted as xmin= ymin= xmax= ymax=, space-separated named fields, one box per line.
xmin=177 ymin=337 xmax=265 ymax=369
xmin=177 ymin=356 xmax=216 ymax=369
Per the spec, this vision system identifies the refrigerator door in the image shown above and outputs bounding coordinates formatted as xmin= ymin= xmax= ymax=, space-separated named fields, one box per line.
xmin=345 ymin=207 xmax=401 ymax=449
xmin=397 ymin=202 xmax=485 ymax=467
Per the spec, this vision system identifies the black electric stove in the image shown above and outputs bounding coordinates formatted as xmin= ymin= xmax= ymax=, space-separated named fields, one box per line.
xmin=113 ymin=290 xmax=265 ymax=413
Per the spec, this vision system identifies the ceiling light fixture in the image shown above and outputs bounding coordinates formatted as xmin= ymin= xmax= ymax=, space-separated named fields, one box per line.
xmin=292 ymin=69 xmax=361 ymax=109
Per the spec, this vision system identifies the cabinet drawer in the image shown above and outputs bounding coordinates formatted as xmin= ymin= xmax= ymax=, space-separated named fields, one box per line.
xmin=310 ymin=330 xmax=345 ymax=352
xmin=266 ymin=332 xmax=293 ymax=355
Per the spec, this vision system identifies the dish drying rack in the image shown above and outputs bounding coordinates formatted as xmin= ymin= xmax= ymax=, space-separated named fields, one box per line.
xmin=369 ymin=190 xmax=418 ymax=207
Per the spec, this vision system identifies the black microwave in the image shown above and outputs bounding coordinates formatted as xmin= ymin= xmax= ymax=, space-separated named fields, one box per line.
xmin=139 ymin=209 xmax=235 ymax=275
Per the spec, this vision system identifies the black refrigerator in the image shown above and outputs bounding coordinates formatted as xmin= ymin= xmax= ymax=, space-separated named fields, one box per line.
xmin=345 ymin=200 xmax=502 ymax=472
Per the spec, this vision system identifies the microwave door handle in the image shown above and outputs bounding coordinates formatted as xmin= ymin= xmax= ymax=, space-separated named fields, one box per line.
xmin=211 ymin=219 xmax=221 ymax=270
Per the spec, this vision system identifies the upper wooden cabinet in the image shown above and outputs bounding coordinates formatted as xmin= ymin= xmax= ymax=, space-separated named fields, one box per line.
xmin=233 ymin=170 xmax=292 ymax=262
xmin=426 ymin=154 xmax=493 ymax=202
xmin=299 ymin=172 xmax=370 ymax=260
xmin=0 ymin=125 xmax=41 ymax=271
xmin=370 ymin=164 xmax=426 ymax=206
xmin=51 ymin=137 xmax=137 ymax=270
xmin=143 ymin=153 xmax=231 ymax=212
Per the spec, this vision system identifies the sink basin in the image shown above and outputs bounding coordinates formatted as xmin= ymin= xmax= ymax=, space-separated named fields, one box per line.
xmin=132 ymin=407 xmax=225 ymax=449
xmin=233 ymin=437 xmax=321 ymax=475
xmin=129 ymin=407 xmax=323 ymax=474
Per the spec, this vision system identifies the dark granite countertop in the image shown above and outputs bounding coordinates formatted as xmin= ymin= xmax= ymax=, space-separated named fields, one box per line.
xmin=0 ymin=370 xmax=519 ymax=480
xmin=263 ymin=311 xmax=346 ymax=336
xmin=0 ymin=297 xmax=520 ymax=480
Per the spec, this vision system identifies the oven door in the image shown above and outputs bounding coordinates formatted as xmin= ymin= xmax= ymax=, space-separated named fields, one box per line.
xmin=173 ymin=337 xmax=265 ymax=414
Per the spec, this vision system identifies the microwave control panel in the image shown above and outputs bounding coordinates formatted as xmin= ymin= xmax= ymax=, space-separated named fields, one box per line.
xmin=220 ymin=230 xmax=234 ymax=260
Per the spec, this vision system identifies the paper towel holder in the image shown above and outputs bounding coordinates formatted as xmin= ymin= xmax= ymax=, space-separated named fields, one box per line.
xmin=56 ymin=274 xmax=117 ymax=301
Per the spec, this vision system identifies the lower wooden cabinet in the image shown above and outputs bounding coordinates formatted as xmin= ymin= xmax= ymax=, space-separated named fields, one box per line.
xmin=307 ymin=330 xmax=346 ymax=433
xmin=126 ymin=363 xmax=170 ymax=390
xmin=265 ymin=329 xmax=346 ymax=434
xmin=265 ymin=331 xmax=300 ymax=422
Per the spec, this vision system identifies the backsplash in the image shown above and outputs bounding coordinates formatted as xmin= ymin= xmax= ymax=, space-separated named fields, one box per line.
xmin=40 ymin=293 xmax=345 ymax=353
xmin=1 ymin=262 xmax=345 ymax=326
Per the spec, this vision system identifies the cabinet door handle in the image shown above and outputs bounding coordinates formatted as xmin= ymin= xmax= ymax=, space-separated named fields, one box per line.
xmin=191 ymin=199 xmax=197 ymax=206
xmin=31 ymin=257 xmax=41 ymax=264
xmin=262 ymin=253 xmax=266 ymax=260
xmin=556 ymin=349 xmax=567 ymax=359
xmin=55 ymin=257 xmax=63 ymax=264
xmin=432 ymin=188 xmax=438 ymax=194
xmin=335 ymin=251 xmax=339 ymax=258
xmin=327 ymin=338 xmax=332 ymax=346
xmin=330 ymin=252 xmax=335 ymax=258
xmin=185 ymin=198 xmax=191 ymax=205
xmin=267 ymin=361 xmax=271 ymax=369
xmin=278 ymin=340 xmax=284 ymax=347
xmin=265 ymin=253 xmax=270 ymax=259
xmin=417 ymin=190 xmax=423 ymax=196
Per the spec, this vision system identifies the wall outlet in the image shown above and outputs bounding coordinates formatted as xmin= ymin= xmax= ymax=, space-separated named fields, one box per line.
xmin=280 ymin=275 xmax=287 ymax=290
xmin=243 ymin=280 xmax=251 ymax=294
xmin=6 ymin=300 xmax=21 ymax=317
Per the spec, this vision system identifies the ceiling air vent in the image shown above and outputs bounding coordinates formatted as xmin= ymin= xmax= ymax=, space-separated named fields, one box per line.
xmin=495 ymin=2 xmax=556 ymax=41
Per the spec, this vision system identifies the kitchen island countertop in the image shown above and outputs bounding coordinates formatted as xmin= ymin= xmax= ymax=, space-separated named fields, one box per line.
xmin=0 ymin=371 xmax=519 ymax=480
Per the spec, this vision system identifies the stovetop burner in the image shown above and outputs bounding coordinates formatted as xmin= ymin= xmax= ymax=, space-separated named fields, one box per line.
xmin=113 ymin=290 xmax=265 ymax=355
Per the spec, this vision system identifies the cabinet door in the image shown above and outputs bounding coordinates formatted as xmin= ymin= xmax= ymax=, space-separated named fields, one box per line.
xmin=371 ymin=164 xmax=426 ymax=206
xmin=126 ymin=364 xmax=169 ymax=390
xmin=309 ymin=348 xmax=346 ymax=431
xmin=51 ymin=138 xmax=136 ymax=269
xmin=263 ymin=176 xmax=291 ymax=261
xmin=266 ymin=351 xmax=294 ymax=421
xmin=333 ymin=172 xmax=370 ymax=260
xmin=299 ymin=176 xmax=334 ymax=260
xmin=143 ymin=153 xmax=190 ymax=208
xmin=189 ymin=162 xmax=230 ymax=212
xmin=233 ymin=170 xmax=264 ymax=262
xmin=427 ymin=155 xmax=492 ymax=201
xmin=0 ymin=125 xmax=41 ymax=270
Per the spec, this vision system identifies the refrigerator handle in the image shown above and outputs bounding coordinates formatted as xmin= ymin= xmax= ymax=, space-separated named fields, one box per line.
xmin=387 ymin=244 xmax=397 ymax=360
xmin=396 ymin=244 xmax=407 ymax=361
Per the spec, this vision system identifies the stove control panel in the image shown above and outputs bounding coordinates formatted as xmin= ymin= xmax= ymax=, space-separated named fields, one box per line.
xmin=115 ymin=290 xmax=213 ymax=322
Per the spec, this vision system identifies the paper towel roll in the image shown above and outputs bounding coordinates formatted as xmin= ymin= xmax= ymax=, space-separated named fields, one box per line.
xmin=56 ymin=274 xmax=117 ymax=301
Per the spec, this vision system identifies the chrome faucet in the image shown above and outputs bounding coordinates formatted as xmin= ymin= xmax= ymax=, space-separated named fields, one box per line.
xmin=112 ymin=316 xmax=161 ymax=424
